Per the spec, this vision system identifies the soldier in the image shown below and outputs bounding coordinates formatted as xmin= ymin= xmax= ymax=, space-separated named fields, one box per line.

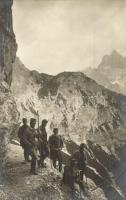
xmin=63 ymin=159 xmax=78 ymax=191
xmin=25 ymin=118 xmax=38 ymax=175
xmin=49 ymin=128 xmax=63 ymax=172
xmin=18 ymin=118 xmax=30 ymax=162
xmin=71 ymin=143 xmax=87 ymax=187
xmin=38 ymin=119 xmax=49 ymax=168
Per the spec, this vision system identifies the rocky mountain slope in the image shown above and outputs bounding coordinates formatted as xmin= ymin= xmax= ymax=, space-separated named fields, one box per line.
xmin=10 ymin=57 xmax=126 ymax=199
xmin=11 ymin=57 xmax=125 ymax=146
xmin=85 ymin=50 xmax=126 ymax=95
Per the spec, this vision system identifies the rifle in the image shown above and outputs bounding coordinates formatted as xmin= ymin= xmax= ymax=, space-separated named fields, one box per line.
xmin=37 ymin=110 xmax=40 ymax=132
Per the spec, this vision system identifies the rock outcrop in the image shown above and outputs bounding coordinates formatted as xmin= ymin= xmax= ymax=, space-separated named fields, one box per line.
xmin=0 ymin=0 xmax=19 ymax=172
xmin=0 ymin=0 xmax=17 ymax=86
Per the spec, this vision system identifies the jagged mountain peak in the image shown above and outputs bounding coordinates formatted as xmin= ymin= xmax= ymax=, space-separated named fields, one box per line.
xmin=99 ymin=50 xmax=126 ymax=69
xmin=111 ymin=50 xmax=122 ymax=57
xmin=84 ymin=50 xmax=126 ymax=95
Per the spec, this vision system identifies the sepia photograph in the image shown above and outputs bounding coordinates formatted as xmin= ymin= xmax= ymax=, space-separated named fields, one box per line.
xmin=0 ymin=0 xmax=126 ymax=199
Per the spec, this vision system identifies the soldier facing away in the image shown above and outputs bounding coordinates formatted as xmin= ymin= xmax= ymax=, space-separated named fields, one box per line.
xmin=25 ymin=118 xmax=38 ymax=175
xmin=49 ymin=128 xmax=63 ymax=172
xmin=18 ymin=118 xmax=30 ymax=162
xmin=38 ymin=119 xmax=49 ymax=168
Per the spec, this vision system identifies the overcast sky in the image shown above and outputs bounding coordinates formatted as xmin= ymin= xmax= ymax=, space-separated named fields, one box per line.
xmin=13 ymin=0 xmax=126 ymax=75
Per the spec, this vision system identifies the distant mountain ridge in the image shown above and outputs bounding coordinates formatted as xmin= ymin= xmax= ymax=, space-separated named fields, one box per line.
xmin=85 ymin=50 xmax=126 ymax=95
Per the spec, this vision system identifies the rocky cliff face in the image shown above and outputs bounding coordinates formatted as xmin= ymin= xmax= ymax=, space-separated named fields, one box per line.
xmin=0 ymin=0 xmax=17 ymax=86
xmin=0 ymin=0 xmax=19 ymax=172
xmin=84 ymin=51 xmax=126 ymax=96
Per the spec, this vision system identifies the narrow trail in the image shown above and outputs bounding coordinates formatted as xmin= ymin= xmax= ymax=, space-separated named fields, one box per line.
xmin=1 ymin=143 xmax=125 ymax=200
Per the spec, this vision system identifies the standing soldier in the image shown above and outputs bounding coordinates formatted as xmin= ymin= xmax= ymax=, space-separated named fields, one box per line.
xmin=25 ymin=118 xmax=38 ymax=175
xmin=38 ymin=119 xmax=49 ymax=168
xmin=71 ymin=143 xmax=87 ymax=189
xmin=18 ymin=118 xmax=30 ymax=162
xmin=49 ymin=128 xmax=63 ymax=172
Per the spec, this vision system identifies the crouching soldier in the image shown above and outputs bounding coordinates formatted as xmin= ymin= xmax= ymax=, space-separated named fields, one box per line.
xmin=38 ymin=119 xmax=49 ymax=168
xmin=63 ymin=159 xmax=79 ymax=191
xmin=49 ymin=128 xmax=63 ymax=172
xmin=18 ymin=118 xmax=30 ymax=162
xmin=25 ymin=118 xmax=38 ymax=175
xmin=71 ymin=143 xmax=87 ymax=189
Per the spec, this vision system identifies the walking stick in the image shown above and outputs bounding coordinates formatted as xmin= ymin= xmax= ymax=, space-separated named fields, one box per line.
xmin=37 ymin=110 xmax=40 ymax=131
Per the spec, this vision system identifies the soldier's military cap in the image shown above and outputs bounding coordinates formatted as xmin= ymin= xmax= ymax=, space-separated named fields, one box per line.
xmin=22 ymin=118 xmax=27 ymax=122
xmin=79 ymin=143 xmax=86 ymax=149
xmin=30 ymin=118 xmax=36 ymax=123
xmin=42 ymin=119 xmax=48 ymax=124
xmin=53 ymin=128 xmax=58 ymax=133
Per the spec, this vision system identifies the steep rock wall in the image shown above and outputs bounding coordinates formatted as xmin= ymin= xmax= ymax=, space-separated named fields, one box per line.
xmin=0 ymin=0 xmax=17 ymax=85
xmin=0 ymin=0 xmax=19 ymax=172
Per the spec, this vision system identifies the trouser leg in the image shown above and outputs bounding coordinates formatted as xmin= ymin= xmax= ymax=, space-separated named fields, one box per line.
xmin=53 ymin=158 xmax=57 ymax=169
xmin=57 ymin=150 xmax=62 ymax=172
xmin=30 ymin=153 xmax=36 ymax=173
xmin=80 ymin=170 xmax=84 ymax=181
xmin=40 ymin=144 xmax=49 ymax=165
xmin=24 ymin=148 xmax=29 ymax=161
xmin=70 ymin=177 xmax=75 ymax=191
xmin=79 ymin=170 xmax=85 ymax=192
xmin=51 ymin=150 xmax=56 ymax=169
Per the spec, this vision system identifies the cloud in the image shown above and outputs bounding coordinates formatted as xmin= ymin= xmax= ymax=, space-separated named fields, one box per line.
xmin=13 ymin=0 xmax=126 ymax=74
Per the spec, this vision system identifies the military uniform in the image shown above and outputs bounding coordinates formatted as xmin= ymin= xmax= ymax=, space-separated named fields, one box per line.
xmin=38 ymin=125 xmax=49 ymax=167
xmin=63 ymin=159 xmax=85 ymax=192
xmin=71 ymin=145 xmax=86 ymax=181
xmin=63 ymin=164 xmax=77 ymax=190
xmin=25 ymin=119 xmax=38 ymax=174
xmin=18 ymin=124 xmax=29 ymax=161
xmin=49 ymin=131 xmax=63 ymax=172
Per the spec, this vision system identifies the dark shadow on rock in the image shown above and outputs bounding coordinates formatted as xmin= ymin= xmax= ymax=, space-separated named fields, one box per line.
xmin=86 ymin=167 xmax=124 ymax=200
xmin=87 ymin=155 xmax=111 ymax=181
xmin=111 ymin=144 xmax=126 ymax=198
xmin=102 ymin=186 xmax=125 ymax=200
xmin=87 ymin=140 xmax=118 ymax=171
xmin=65 ymin=140 xmax=78 ymax=155
xmin=86 ymin=166 xmax=104 ymax=186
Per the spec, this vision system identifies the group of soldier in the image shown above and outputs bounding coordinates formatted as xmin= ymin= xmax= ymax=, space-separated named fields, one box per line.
xmin=18 ymin=117 xmax=87 ymax=191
